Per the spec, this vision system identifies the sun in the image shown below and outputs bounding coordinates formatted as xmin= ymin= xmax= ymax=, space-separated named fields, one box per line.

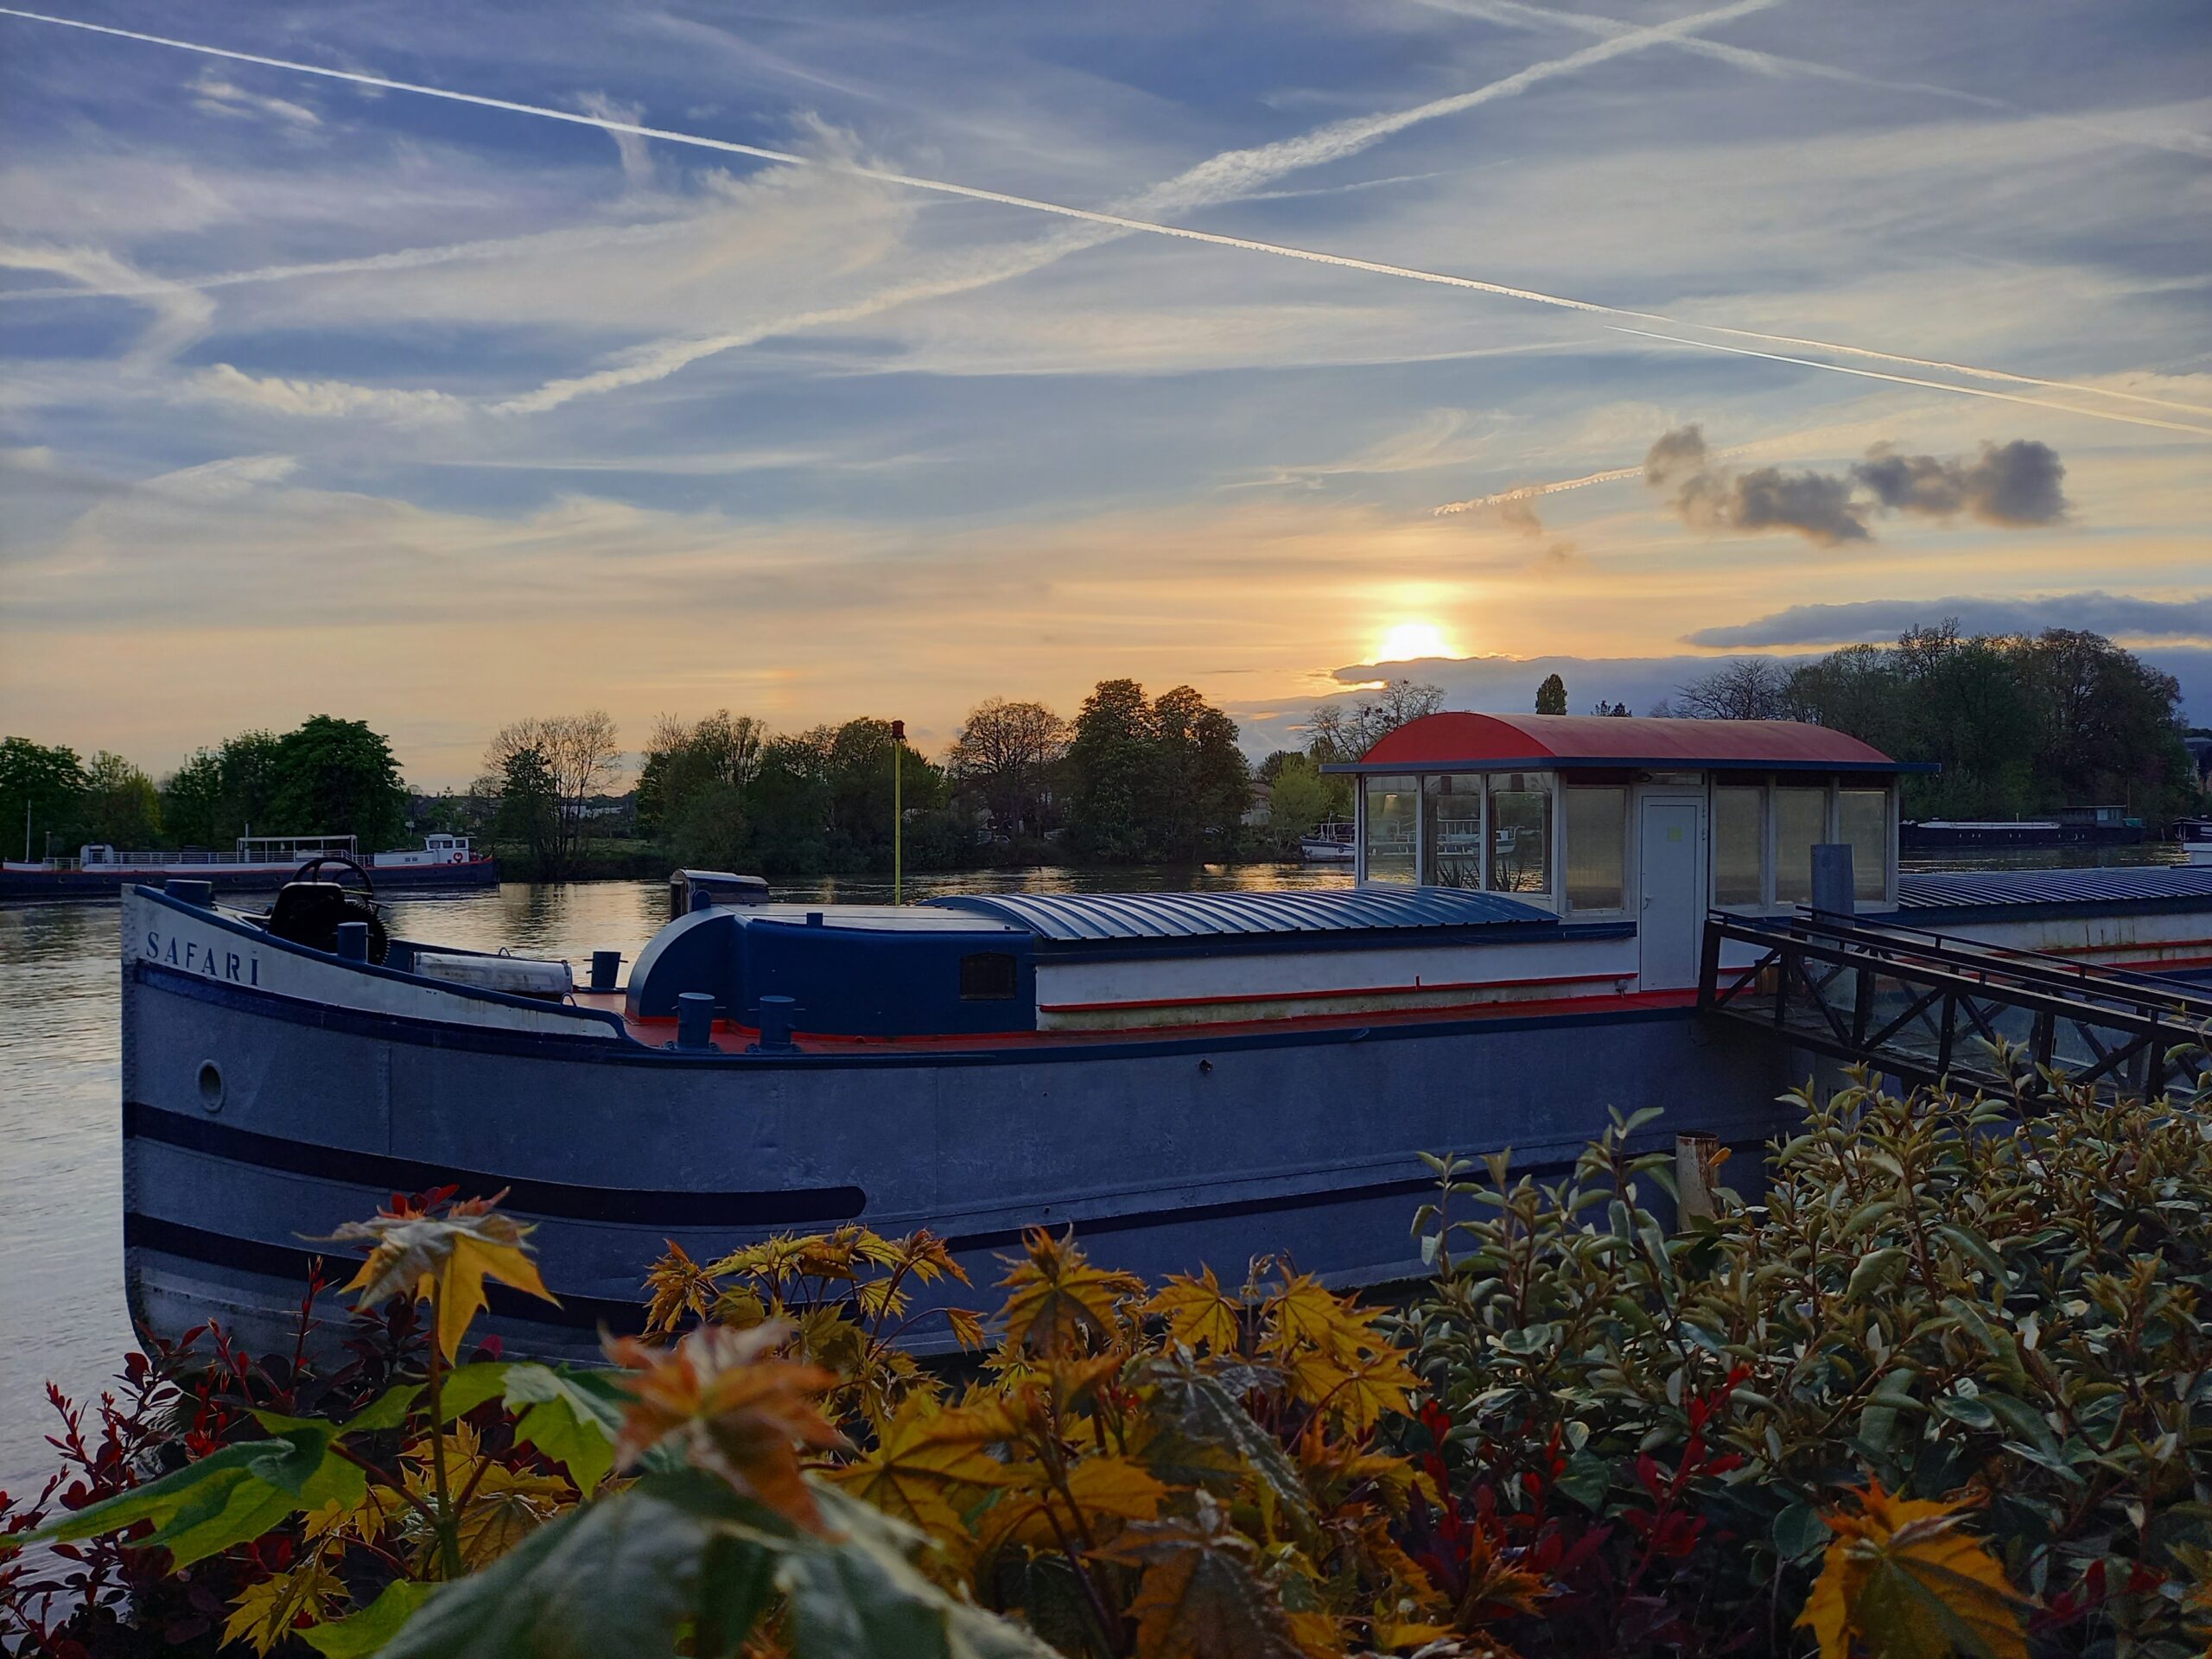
xmin=1373 ymin=620 xmax=1456 ymax=664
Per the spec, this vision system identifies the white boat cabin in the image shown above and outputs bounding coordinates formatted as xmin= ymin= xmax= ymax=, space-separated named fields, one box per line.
xmin=1325 ymin=713 xmax=1925 ymax=982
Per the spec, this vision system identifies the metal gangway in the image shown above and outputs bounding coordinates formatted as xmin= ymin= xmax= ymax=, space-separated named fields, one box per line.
xmin=1698 ymin=910 xmax=2212 ymax=1103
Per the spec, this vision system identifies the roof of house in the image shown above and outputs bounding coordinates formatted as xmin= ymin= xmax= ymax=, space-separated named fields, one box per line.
xmin=1324 ymin=712 xmax=1929 ymax=775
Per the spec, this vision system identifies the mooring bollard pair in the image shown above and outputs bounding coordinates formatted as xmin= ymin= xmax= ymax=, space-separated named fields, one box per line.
xmin=672 ymin=991 xmax=798 ymax=1052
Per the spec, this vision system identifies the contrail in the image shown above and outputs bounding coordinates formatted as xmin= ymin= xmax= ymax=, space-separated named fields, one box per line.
xmin=1 ymin=4 xmax=2202 ymax=436
xmin=1606 ymin=327 xmax=2212 ymax=435
xmin=1434 ymin=466 xmax=1644 ymax=514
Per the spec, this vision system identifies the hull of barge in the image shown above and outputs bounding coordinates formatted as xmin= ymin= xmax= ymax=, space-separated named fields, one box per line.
xmin=118 ymin=887 xmax=1795 ymax=1360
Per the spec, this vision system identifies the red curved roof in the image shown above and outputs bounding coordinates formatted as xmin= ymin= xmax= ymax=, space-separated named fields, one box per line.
xmin=1356 ymin=712 xmax=1899 ymax=770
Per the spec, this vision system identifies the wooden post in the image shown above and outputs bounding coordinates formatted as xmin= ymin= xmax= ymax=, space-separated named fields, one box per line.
xmin=1676 ymin=1132 xmax=1723 ymax=1223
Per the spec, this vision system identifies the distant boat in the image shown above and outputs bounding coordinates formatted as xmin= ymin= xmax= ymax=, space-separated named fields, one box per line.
xmin=1298 ymin=818 xmax=1356 ymax=862
xmin=0 ymin=833 xmax=498 ymax=899
xmin=1901 ymin=808 xmax=2145 ymax=852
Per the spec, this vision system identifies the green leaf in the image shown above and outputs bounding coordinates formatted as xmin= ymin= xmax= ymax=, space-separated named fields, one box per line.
xmin=1931 ymin=1224 xmax=2010 ymax=1287
xmin=378 ymin=1477 xmax=729 ymax=1659
xmin=696 ymin=1532 xmax=779 ymax=1659
xmin=1846 ymin=1249 xmax=1912 ymax=1303
xmin=22 ymin=1429 xmax=356 ymax=1568
xmin=1774 ymin=1501 xmax=1830 ymax=1560
xmin=780 ymin=1488 xmax=1058 ymax=1659
xmin=1554 ymin=1447 xmax=1612 ymax=1512
xmin=302 ymin=1580 xmax=435 ymax=1657
xmin=1857 ymin=1370 xmax=1923 ymax=1456
xmin=502 ymin=1363 xmax=624 ymax=1493
xmin=1137 ymin=1359 xmax=1314 ymax=1544
xmin=1942 ymin=1297 xmax=2028 ymax=1394
xmin=437 ymin=1362 xmax=517 ymax=1423
xmin=343 ymin=1384 xmax=427 ymax=1435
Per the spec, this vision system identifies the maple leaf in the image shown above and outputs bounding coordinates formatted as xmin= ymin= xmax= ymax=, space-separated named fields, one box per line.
xmin=302 ymin=1484 xmax=406 ymax=1549
xmin=223 ymin=1561 xmax=343 ymax=1656
xmin=605 ymin=1320 xmax=844 ymax=1531
xmin=945 ymin=1306 xmax=988 ymax=1351
xmin=320 ymin=1191 xmax=557 ymax=1361
xmin=887 ymin=1229 xmax=970 ymax=1286
xmin=641 ymin=1239 xmax=717 ymax=1336
xmin=832 ymin=1393 xmax=1017 ymax=1536
xmin=1262 ymin=1274 xmax=1392 ymax=1366
xmin=1103 ymin=1493 xmax=1303 ymax=1659
xmin=977 ymin=1453 xmax=1171 ymax=1554
xmin=1799 ymin=1481 xmax=2031 ymax=1659
xmin=997 ymin=1228 xmax=1144 ymax=1357
xmin=1147 ymin=1267 xmax=1248 ymax=1355
xmin=401 ymin=1423 xmax=573 ymax=1571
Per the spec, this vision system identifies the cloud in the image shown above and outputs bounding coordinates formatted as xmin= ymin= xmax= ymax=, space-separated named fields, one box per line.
xmin=0 ymin=240 xmax=213 ymax=365
xmin=189 ymin=69 xmax=320 ymax=129
xmin=1685 ymin=592 xmax=2212 ymax=648
xmin=189 ymin=363 xmax=464 ymax=423
xmin=1642 ymin=425 xmax=2071 ymax=544
xmin=1852 ymin=439 xmax=2068 ymax=526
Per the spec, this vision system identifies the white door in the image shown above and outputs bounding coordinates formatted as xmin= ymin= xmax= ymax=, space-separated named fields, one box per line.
xmin=1638 ymin=799 xmax=1706 ymax=990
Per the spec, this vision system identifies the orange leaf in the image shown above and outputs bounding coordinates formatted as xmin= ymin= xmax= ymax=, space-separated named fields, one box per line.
xmin=831 ymin=1393 xmax=1015 ymax=1535
xmin=1147 ymin=1267 xmax=1246 ymax=1355
xmin=977 ymin=1454 xmax=1169 ymax=1554
xmin=996 ymin=1229 xmax=1143 ymax=1357
xmin=605 ymin=1321 xmax=844 ymax=1531
xmin=1798 ymin=1481 xmax=2030 ymax=1659
xmin=322 ymin=1192 xmax=557 ymax=1361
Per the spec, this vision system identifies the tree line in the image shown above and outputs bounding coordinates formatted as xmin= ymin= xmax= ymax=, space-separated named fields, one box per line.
xmin=1 ymin=717 xmax=408 ymax=861
xmin=1659 ymin=624 xmax=2200 ymax=820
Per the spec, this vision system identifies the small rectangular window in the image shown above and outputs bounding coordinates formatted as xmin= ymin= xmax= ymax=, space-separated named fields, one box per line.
xmin=1773 ymin=786 xmax=1828 ymax=905
xmin=959 ymin=952 xmax=1019 ymax=1001
xmin=1487 ymin=772 xmax=1553 ymax=894
xmin=1713 ymin=785 xmax=1764 ymax=907
xmin=1421 ymin=776 xmax=1483 ymax=888
xmin=1839 ymin=789 xmax=1888 ymax=901
xmin=1363 ymin=776 xmax=1419 ymax=885
xmin=1563 ymin=786 xmax=1626 ymax=910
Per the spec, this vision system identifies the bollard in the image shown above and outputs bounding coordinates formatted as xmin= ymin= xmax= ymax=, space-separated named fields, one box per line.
xmin=166 ymin=879 xmax=214 ymax=906
xmin=1809 ymin=843 xmax=1855 ymax=920
xmin=589 ymin=950 xmax=621 ymax=991
xmin=334 ymin=921 xmax=369 ymax=963
xmin=675 ymin=991 xmax=715 ymax=1050
xmin=755 ymin=995 xmax=797 ymax=1053
xmin=690 ymin=885 xmax=715 ymax=913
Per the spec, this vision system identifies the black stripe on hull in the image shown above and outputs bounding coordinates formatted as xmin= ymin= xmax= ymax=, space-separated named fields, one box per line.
xmin=124 ymin=1101 xmax=869 ymax=1228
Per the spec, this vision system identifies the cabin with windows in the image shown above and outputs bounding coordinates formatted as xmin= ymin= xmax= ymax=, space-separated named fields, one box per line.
xmin=1324 ymin=713 xmax=1926 ymax=986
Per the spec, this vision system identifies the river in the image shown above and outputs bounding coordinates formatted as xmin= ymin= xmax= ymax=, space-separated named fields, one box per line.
xmin=0 ymin=865 xmax=1357 ymax=1494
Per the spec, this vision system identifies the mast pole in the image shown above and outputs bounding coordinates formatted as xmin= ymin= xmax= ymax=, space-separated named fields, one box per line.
xmin=891 ymin=720 xmax=904 ymax=905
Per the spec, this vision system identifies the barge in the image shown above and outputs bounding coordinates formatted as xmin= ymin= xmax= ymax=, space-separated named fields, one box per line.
xmin=117 ymin=715 xmax=2212 ymax=1359
xmin=7 ymin=833 xmax=497 ymax=899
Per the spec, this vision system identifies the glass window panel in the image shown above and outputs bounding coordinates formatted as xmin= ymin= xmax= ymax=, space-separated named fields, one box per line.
xmin=1773 ymin=786 xmax=1828 ymax=905
xmin=1564 ymin=787 xmax=1626 ymax=910
xmin=1363 ymin=775 xmax=1418 ymax=885
xmin=1714 ymin=786 xmax=1764 ymax=907
xmin=1840 ymin=789 xmax=1888 ymax=900
xmin=1421 ymin=776 xmax=1484 ymax=888
xmin=1487 ymin=772 xmax=1553 ymax=893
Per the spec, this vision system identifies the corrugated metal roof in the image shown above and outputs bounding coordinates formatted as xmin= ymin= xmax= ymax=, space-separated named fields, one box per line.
xmin=1340 ymin=712 xmax=1921 ymax=773
xmin=925 ymin=885 xmax=1554 ymax=942
xmin=1898 ymin=866 xmax=2212 ymax=911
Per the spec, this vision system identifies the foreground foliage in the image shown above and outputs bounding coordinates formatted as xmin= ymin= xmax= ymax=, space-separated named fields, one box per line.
xmin=10 ymin=1065 xmax=2212 ymax=1656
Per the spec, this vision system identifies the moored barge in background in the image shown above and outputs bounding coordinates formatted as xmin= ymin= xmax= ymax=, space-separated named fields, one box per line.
xmin=5 ymin=833 xmax=496 ymax=899
xmin=118 ymin=715 xmax=2212 ymax=1359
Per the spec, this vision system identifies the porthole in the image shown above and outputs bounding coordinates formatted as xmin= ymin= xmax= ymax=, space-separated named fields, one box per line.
xmin=197 ymin=1061 xmax=225 ymax=1112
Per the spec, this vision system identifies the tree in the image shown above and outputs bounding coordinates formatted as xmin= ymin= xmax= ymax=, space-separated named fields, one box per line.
xmin=637 ymin=711 xmax=765 ymax=839
xmin=1304 ymin=680 xmax=1445 ymax=764
xmin=744 ymin=733 xmax=836 ymax=876
xmin=160 ymin=749 xmax=225 ymax=847
xmin=0 ymin=736 xmax=87 ymax=859
xmin=1065 ymin=680 xmax=1156 ymax=860
xmin=268 ymin=716 xmax=409 ymax=848
xmin=1672 ymin=658 xmax=1794 ymax=721
xmin=824 ymin=717 xmax=945 ymax=860
xmin=947 ymin=699 xmax=1068 ymax=841
xmin=79 ymin=752 xmax=162 ymax=849
xmin=1264 ymin=753 xmax=1334 ymax=840
xmin=484 ymin=712 xmax=622 ymax=876
xmin=493 ymin=746 xmax=562 ymax=874
xmin=1535 ymin=674 xmax=1567 ymax=715
xmin=1150 ymin=685 xmax=1249 ymax=862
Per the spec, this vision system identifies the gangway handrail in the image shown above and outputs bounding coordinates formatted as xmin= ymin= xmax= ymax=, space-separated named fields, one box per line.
xmin=1719 ymin=909 xmax=2212 ymax=1014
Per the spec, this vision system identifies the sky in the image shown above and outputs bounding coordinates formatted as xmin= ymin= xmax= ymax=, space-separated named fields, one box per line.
xmin=1 ymin=0 xmax=2207 ymax=788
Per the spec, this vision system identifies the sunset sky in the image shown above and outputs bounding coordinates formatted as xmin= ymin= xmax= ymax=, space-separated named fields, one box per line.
xmin=2 ymin=0 xmax=2206 ymax=786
